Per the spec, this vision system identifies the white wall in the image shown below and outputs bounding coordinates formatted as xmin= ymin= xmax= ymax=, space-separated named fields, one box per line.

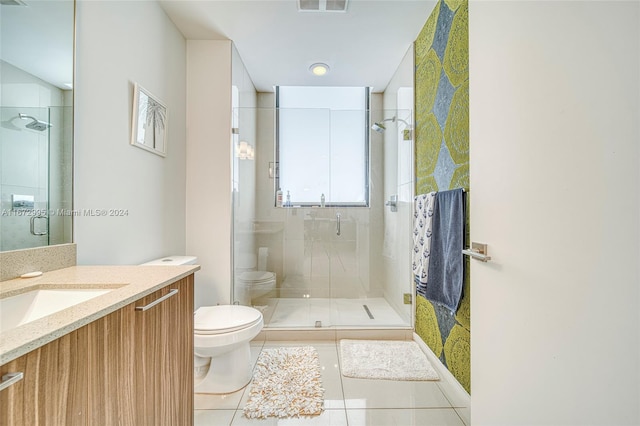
xmin=186 ymin=40 xmax=233 ymax=308
xmin=380 ymin=46 xmax=414 ymax=323
xmin=470 ymin=1 xmax=639 ymax=424
xmin=74 ymin=0 xmax=187 ymax=265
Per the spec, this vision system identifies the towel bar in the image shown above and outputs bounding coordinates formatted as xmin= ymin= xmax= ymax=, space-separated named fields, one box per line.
xmin=462 ymin=242 xmax=492 ymax=262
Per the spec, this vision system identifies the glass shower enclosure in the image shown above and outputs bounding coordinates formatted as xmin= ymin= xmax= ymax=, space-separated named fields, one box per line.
xmin=231 ymin=104 xmax=414 ymax=329
xmin=0 ymin=106 xmax=73 ymax=251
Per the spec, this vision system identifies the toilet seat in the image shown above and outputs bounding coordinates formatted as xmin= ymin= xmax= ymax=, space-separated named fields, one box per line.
xmin=194 ymin=305 xmax=262 ymax=335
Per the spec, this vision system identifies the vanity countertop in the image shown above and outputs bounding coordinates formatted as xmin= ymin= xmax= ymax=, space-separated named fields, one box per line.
xmin=0 ymin=265 xmax=200 ymax=366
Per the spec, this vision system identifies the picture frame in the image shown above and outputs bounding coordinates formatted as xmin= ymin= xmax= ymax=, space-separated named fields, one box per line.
xmin=131 ymin=83 xmax=167 ymax=157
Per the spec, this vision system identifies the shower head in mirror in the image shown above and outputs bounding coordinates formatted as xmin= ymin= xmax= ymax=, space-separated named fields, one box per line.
xmin=19 ymin=113 xmax=52 ymax=131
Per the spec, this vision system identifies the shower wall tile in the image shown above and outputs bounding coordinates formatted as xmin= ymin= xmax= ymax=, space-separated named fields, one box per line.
xmin=308 ymin=241 xmax=331 ymax=278
xmin=1 ymin=61 xmax=70 ymax=252
xmin=283 ymin=208 xmax=304 ymax=240
xmin=1 ymin=126 xmax=41 ymax=188
xmin=283 ymin=238 xmax=306 ymax=277
xmin=330 ymin=276 xmax=368 ymax=298
xmin=1 ymin=184 xmax=45 ymax=251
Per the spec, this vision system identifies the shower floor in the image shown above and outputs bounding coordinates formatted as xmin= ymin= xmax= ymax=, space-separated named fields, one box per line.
xmin=259 ymin=297 xmax=409 ymax=328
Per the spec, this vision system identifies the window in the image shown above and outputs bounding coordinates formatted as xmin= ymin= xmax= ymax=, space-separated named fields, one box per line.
xmin=276 ymin=86 xmax=369 ymax=207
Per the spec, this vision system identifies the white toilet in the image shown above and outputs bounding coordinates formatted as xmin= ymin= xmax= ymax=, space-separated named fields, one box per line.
xmin=193 ymin=305 xmax=263 ymax=393
xmin=140 ymin=255 xmax=199 ymax=266
xmin=142 ymin=255 xmax=264 ymax=394
xmin=235 ymin=247 xmax=276 ymax=305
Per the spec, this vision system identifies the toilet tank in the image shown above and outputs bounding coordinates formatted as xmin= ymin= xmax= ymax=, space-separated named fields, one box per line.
xmin=140 ymin=256 xmax=198 ymax=265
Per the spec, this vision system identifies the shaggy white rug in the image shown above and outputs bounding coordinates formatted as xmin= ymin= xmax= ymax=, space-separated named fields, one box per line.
xmin=340 ymin=340 xmax=439 ymax=381
xmin=243 ymin=346 xmax=324 ymax=419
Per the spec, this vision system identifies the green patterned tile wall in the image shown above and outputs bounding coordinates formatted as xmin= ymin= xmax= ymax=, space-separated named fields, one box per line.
xmin=414 ymin=0 xmax=470 ymax=393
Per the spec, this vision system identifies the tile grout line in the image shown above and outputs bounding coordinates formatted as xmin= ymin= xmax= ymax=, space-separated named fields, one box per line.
xmin=332 ymin=340 xmax=350 ymax=426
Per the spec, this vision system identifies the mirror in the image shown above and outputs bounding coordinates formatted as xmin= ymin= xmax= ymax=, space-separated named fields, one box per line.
xmin=0 ymin=0 xmax=75 ymax=251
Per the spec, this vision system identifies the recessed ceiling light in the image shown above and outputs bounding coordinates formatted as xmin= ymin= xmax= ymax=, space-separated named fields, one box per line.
xmin=310 ymin=63 xmax=329 ymax=76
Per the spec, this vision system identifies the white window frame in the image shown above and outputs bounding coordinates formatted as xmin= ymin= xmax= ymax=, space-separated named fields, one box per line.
xmin=275 ymin=86 xmax=370 ymax=207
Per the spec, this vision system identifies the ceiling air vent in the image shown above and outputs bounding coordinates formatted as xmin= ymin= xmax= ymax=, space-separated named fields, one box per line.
xmin=298 ymin=0 xmax=348 ymax=13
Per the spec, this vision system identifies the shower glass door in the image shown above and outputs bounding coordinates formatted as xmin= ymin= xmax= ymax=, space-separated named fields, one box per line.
xmin=231 ymin=104 xmax=413 ymax=329
xmin=0 ymin=106 xmax=73 ymax=251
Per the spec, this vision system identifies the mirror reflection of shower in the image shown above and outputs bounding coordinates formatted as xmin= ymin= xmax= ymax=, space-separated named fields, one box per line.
xmin=371 ymin=115 xmax=410 ymax=134
xmin=19 ymin=113 xmax=52 ymax=131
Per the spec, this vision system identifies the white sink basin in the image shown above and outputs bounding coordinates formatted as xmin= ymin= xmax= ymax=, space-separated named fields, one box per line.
xmin=0 ymin=289 xmax=112 ymax=333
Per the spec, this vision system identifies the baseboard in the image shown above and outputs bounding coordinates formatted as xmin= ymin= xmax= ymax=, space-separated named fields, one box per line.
xmin=413 ymin=332 xmax=470 ymax=407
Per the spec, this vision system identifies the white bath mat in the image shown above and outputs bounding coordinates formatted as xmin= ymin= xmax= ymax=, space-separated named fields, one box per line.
xmin=339 ymin=340 xmax=439 ymax=381
xmin=243 ymin=346 xmax=324 ymax=419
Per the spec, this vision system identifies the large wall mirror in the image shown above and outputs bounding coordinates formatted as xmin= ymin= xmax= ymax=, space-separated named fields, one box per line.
xmin=0 ymin=0 xmax=75 ymax=251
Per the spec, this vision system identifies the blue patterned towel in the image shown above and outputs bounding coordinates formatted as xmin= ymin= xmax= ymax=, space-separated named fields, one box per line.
xmin=425 ymin=188 xmax=464 ymax=312
xmin=413 ymin=192 xmax=436 ymax=298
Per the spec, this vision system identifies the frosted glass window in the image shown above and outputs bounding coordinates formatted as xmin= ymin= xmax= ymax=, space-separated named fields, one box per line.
xmin=277 ymin=86 xmax=369 ymax=206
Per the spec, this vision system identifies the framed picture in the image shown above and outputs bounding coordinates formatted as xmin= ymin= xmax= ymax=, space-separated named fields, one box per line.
xmin=131 ymin=83 xmax=167 ymax=157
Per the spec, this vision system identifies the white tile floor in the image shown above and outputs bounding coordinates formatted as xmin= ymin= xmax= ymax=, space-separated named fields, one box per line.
xmin=194 ymin=341 xmax=470 ymax=426
xmin=265 ymin=298 xmax=410 ymax=328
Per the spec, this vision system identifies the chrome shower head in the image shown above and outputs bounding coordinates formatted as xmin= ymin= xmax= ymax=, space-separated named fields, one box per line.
xmin=19 ymin=113 xmax=52 ymax=131
xmin=371 ymin=116 xmax=411 ymax=134
xmin=371 ymin=122 xmax=386 ymax=133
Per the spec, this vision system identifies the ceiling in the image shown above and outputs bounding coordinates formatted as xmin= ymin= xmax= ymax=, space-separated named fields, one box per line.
xmin=159 ymin=0 xmax=436 ymax=92
xmin=0 ymin=0 xmax=74 ymax=90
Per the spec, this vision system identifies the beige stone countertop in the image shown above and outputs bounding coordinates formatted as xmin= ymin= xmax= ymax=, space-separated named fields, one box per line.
xmin=0 ymin=265 xmax=200 ymax=365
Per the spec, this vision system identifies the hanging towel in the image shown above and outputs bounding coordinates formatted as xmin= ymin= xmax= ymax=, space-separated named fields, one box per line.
xmin=412 ymin=192 xmax=436 ymax=298
xmin=425 ymin=188 xmax=464 ymax=312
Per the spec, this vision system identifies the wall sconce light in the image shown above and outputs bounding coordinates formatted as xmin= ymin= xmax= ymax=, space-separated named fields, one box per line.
xmin=236 ymin=141 xmax=254 ymax=160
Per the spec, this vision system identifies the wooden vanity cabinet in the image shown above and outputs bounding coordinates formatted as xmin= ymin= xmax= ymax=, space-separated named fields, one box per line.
xmin=0 ymin=327 xmax=89 ymax=425
xmin=0 ymin=275 xmax=194 ymax=426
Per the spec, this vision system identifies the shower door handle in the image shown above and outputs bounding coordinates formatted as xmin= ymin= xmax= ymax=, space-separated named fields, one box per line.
xmin=30 ymin=215 xmax=48 ymax=236
xmin=336 ymin=213 xmax=341 ymax=236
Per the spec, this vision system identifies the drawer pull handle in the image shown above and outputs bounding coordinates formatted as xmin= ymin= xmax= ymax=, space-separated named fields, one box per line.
xmin=0 ymin=372 xmax=24 ymax=392
xmin=135 ymin=289 xmax=178 ymax=312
